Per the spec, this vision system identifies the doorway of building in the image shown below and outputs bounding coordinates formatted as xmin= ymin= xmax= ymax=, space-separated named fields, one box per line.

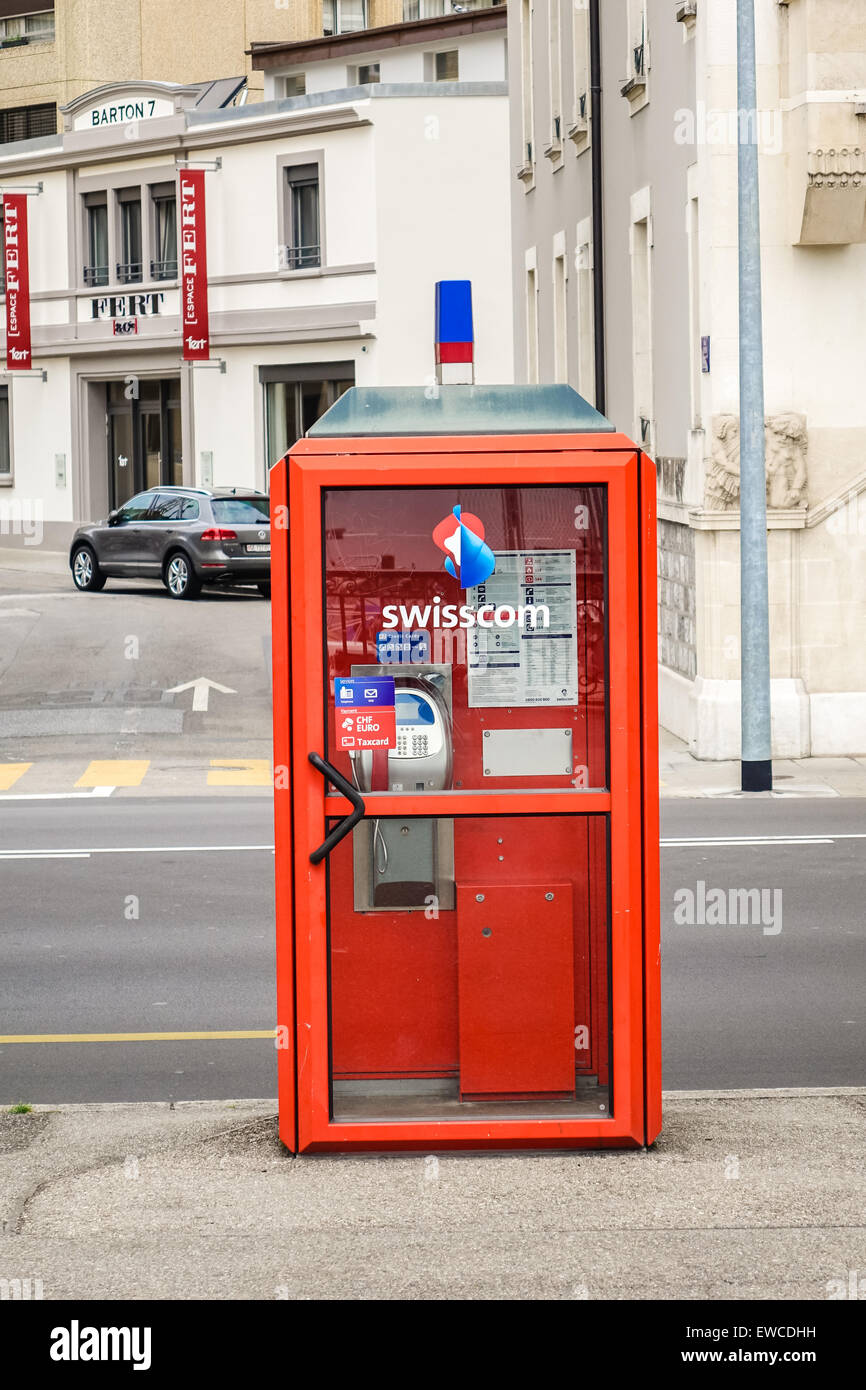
xmin=107 ymin=378 xmax=182 ymax=508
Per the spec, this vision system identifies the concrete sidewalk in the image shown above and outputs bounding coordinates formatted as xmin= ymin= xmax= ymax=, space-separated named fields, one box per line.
xmin=660 ymin=727 xmax=866 ymax=798
xmin=0 ymin=549 xmax=68 ymax=575
xmin=1 ymin=1089 xmax=863 ymax=1300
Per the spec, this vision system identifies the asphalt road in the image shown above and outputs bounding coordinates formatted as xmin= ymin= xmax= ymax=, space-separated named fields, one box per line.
xmin=0 ymin=796 xmax=863 ymax=1102
xmin=0 ymin=567 xmax=272 ymax=763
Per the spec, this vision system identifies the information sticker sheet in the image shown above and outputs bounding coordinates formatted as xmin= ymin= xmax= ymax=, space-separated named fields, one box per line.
xmin=466 ymin=550 xmax=579 ymax=708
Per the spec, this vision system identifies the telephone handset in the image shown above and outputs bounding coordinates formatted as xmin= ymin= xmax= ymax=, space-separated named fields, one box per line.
xmin=351 ymin=673 xmax=452 ymax=793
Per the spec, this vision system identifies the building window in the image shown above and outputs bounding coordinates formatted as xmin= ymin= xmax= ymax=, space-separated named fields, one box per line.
xmin=576 ymin=219 xmax=595 ymax=405
xmin=571 ymin=0 xmax=590 ymax=135
xmin=84 ymin=192 xmax=109 ymax=287
xmin=520 ymin=0 xmax=534 ymax=173
xmin=283 ymin=73 xmax=306 ymax=97
xmin=404 ymin=0 xmax=503 ymax=15
xmin=117 ymin=188 xmax=143 ymax=285
xmin=323 ymin=0 xmax=367 ymax=37
xmin=0 ymin=10 xmax=55 ymax=44
xmin=0 ymin=385 xmax=10 ymax=479
xmin=0 ymin=102 xmax=56 ymax=143
xmin=630 ymin=200 xmax=654 ymax=449
xmin=25 ymin=10 xmax=54 ymax=41
xmin=434 ymin=50 xmax=459 ymax=82
xmin=525 ymin=256 xmax=539 ymax=385
xmin=151 ymin=184 xmax=177 ymax=280
xmin=356 ymin=62 xmax=380 ymax=85
xmin=285 ymin=165 xmax=321 ymax=270
xmin=261 ymin=367 xmax=354 ymax=471
xmin=687 ymin=194 xmax=702 ymax=430
xmin=628 ymin=0 xmax=647 ymax=76
xmin=548 ymin=0 xmax=562 ymax=152
xmin=553 ymin=236 xmax=568 ymax=383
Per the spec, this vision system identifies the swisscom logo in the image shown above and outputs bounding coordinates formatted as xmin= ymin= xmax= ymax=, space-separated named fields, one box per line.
xmin=380 ymin=505 xmax=549 ymax=632
xmin=432 ymin=505 xmax=496 ymax=588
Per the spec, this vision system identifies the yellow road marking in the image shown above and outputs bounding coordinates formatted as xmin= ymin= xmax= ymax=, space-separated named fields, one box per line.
xmin=75 ymin=759 xmax=151 ymax=788
xmin=0 ymin=1030 xmax=276 ymax=1044
xmin=207 ymin=759 xmax=272 ymax=787
xmin=0 ymin=763 xmax=32 ymax=790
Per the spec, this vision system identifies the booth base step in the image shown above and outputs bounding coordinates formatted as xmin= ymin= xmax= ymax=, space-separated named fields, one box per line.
xmin=331 ymin=1078 xmax=609 ymax=1124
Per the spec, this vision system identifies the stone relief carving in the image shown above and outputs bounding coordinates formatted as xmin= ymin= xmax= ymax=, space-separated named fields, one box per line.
xmin=705 ymin=415 xmax=741 ymax=508
xmin=766 ymin=414 xmax=808 ymax=508
xmin=704 ymin=413 xmax=808 ymax=509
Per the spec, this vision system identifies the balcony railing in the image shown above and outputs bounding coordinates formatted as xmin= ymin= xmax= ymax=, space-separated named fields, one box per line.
xmin=83 ymin=265 xmax=109 ymax=288
xmin=283 ymin=243 xmax=321 ymax=271
xmin=150 ymin=258 xmax=178 ymax=281
xmin=116 ymin=261 xmax=143 ymax=285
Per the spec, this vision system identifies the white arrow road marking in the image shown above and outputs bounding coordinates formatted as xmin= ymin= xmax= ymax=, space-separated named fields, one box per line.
xmin=166 ymin=677 xmax=237 ymax=712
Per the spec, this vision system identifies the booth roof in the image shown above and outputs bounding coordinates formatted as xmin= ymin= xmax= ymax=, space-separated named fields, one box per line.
xmin=305 ymin=386 xmax=615 ymax=438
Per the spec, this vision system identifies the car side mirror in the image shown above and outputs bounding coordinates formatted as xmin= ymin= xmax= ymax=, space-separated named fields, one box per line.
xmin=107 ymin=510 xmax=120 ymax=526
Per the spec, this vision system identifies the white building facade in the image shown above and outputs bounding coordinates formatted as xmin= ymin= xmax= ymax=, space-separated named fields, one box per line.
xmin=0 ymin=6 xmax=511 ymax=551
xmin=509 ymin=0 xmax=866 ymax=758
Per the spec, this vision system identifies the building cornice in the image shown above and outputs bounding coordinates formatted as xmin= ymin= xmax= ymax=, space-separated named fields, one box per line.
xmin=0 ymin=82 xmax=505 ymax=178
xmin=249 ymin=7 xmax=507 ymax=70
xmin=2 ymin=302 xmax=378 ymax=360
xmin=0 ymin=106 xmax=371 ymax=177
xmin=687 ymin=508 xmax=808 ymax=532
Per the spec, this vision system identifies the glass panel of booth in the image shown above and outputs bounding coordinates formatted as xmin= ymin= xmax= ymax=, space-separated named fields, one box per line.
xmin=324 ymin=812 xmax=611 ymax=1124
xmin=323 ymin=485 xmax=608 ymax=795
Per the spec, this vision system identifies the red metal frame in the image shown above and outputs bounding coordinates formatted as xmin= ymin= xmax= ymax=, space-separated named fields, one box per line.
xmin=270 ymin=459 xmax=296 ymax=1152
xmin=271 ymin=432 xmax=660 ymax=1153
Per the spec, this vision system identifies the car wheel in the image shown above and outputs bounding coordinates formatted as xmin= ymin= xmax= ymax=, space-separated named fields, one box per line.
xmin=258 ymin=582 xmax=271 ymax=600
xmin=71 ymin=545 xmax=106 ymax=593
xmin=164 ymin=552 xmax=202 ymax=600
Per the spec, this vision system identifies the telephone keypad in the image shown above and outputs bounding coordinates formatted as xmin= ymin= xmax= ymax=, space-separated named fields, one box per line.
xmin=396 ymin=730 xmax=431 ymax=758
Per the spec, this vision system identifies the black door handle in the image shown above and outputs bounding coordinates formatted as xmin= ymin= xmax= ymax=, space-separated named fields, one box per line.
xmin=308 ymin=752 xmax=366 ymax=864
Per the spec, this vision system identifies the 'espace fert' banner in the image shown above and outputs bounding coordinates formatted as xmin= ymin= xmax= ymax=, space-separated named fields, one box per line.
xmin=180 ymin=170 xmax=209 ymax=361
xmin=3 ymin=194 xmax=32 ymax=370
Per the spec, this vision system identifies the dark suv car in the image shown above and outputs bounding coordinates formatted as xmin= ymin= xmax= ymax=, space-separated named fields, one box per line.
xmin=69 ymin=487 xmax=271 ymax=600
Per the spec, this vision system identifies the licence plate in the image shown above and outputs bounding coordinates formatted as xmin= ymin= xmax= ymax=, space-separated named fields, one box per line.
xmin=245 ymin=544 xmax=270 ymax=554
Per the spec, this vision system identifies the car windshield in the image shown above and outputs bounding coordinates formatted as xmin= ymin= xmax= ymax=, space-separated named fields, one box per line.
xmin=211 ymin=497 xmax=270 ymax=524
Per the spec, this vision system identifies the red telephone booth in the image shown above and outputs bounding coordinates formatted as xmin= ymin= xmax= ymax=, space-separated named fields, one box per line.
xmin=271 ymin=386 xmax=660 ymax=1153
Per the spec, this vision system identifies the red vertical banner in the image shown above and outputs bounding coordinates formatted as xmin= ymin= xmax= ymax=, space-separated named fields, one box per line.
xmin=179 ymin=169 xmax=210 ymax=361
xmin=3 ymin=194 xmax=32 ymax=370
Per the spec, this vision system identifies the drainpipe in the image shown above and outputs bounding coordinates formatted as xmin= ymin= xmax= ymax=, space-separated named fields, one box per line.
xmin=589 ymin=0 xmax=606 ymax=415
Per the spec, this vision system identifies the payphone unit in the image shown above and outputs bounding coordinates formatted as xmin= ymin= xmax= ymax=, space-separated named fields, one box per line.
xmin=350 ymin=666 xmax=455 ymax=913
